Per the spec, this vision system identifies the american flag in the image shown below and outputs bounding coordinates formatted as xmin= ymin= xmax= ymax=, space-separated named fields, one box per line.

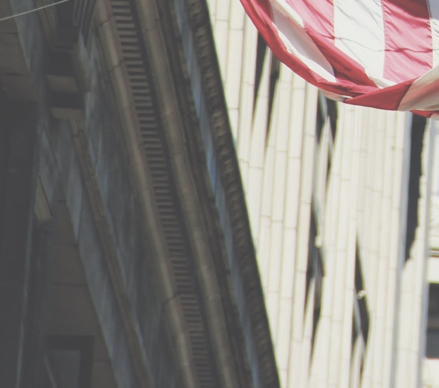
xmin=240 ymin=0 xmax=439 ymax=117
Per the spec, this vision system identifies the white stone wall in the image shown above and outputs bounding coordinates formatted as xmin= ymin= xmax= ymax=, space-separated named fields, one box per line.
xmin=206 ymin=2 xmax=432 ymax=387
xmin=424 ymin=123 xmax=439 ymax=388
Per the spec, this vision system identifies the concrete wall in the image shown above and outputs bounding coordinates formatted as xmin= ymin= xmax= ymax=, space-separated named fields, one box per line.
xmin=0 ymin=5 xmax=183 ymax=384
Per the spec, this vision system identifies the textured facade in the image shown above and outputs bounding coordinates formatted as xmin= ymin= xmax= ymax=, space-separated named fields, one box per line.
xmin=0 ymin=0 xmax=279 ymax=387
xmin=207 ymin=2 xmax=436 ymax=388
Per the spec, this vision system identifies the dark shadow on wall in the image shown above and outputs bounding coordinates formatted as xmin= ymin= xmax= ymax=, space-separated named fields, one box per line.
xmin=405 ymin=114 xmax=427 ymax=262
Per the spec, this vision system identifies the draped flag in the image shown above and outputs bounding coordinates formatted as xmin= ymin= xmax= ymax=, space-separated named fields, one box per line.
xmin=240 ymin=0 xmax=439 ymax=117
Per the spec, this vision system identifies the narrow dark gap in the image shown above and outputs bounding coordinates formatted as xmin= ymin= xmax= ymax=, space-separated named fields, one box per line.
xmin=305 ymin=214 xmax=323 ymax=360
xmin=405 ymin=114 xmax=427 ymax=262
xmin=266 ymin=57 xmax=280 ymax=141
xmin=354 ymin=245 xmax=369 ymax=344
xmin=326 ymin=98 xmax=338 ymax=140
xmin=426 ymin=283 xmax=439 ymax=358
xmin=252 ymin=34 xmax=267 ymax=115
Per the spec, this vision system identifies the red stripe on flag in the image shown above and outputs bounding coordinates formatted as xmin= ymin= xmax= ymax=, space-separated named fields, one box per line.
xmin=283 ymin=0 xmax=377 ymax=89
xmin=240 ymin=0 xmax=439 ymax=113
xmin=382 ymin=0 xmax=432 ymax=82
xmin=284 ymin=0 xmax=333 ymax=40
xmin=344 ymin=80 xmax=412 ymax=110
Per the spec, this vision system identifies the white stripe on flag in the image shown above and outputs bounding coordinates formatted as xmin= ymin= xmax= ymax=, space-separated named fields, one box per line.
xmin=399 ymin=66 xmax=439 ymax=111
xmin=333 ymin=0 xmax=387 ymax=86
xmin=427 ymin=0 xmax=439 ymax=67
xmin=271 ymin=0 xmax=336 ymax=83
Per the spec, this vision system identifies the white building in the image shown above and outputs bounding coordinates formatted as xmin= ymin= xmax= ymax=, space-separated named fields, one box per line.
xmin=207 ymin=2 xmax=437 ymax=387
xmin=425 ymin=129 xmax=439 ymax=388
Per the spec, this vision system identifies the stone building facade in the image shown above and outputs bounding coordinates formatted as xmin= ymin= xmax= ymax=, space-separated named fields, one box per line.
xmin=0 ymin=0 xmax=279 ymax=387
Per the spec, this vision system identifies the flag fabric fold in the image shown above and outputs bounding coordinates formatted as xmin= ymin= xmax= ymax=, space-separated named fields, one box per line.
xmin=240 ymin=0 xmax=439 ymax=117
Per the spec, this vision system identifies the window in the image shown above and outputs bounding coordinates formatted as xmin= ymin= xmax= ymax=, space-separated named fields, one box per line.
xmin=252 ymin=35 xmax=280 ymax=139
xmin=354 ymin=245 xmax=369 ymax=344
xmin=349 ymin=246 xmax=369 ymax=386
xmin=52 ymin=0 xmax=97 ymax=49
xmin=313 ymin=94 xmax=338 ymax=215
xmin=405 ymin=114 xmax=427 ymax=262
xmin=305 ymin=214 xmax=324 ymax=358
xmin=316 ymin=93 xmax=338 ymax=144
xmin=253 ymin=34 xmax=267 ymax=108
xmin=426 ymin=283 xmax=439 ymax=358
xmin=43 ymin=335 xmax=94 ymax=388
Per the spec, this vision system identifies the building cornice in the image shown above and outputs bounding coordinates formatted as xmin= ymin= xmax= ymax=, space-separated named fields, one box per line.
xmin=166 ymin=1 xmax=281 ymax=386
xmin=94 ymin=0 xmax=280 ymax=385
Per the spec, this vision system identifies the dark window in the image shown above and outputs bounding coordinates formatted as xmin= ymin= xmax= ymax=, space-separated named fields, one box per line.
xmin=315 ymin=94 xmax=338 ymax=189
xmin=405 ymin=114 xmax=426 ymax=262
xmin=426 ymin=283 xmax=439 ymax=358
xmin=351 ymin=314 xmax=357 ymax=356
xmin=55 ymin=0 xmax=97 ymax=48
xmin=426 ymin=330 xmax=439 ymax=359
xmin=253 ymin=35 xmax=280 ymax=139
xmin=350 ymin=247 xmax=368 ymax=384
xmin=354 ymin=245 xmax=369 ymax=344
xmin=253 ymin=34 xmax=267 ymax=111
xmin=305 ymin=214 xmax=323 ymax=358
xmin=315 ymin=97 xmax=324 ymax=143
xmin=316 ymin=93 xmax=338 ymax=142
xmin=327 ymin=98 xmax=337 ymax=140
xmin=266 ymin=56 xmax=280 ymax=139
xmin=44 ymin=335 xmax=94 ymax=388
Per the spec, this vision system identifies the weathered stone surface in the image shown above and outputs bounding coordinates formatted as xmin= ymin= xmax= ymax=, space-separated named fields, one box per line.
xmin=0 ymin=0 xmax=279 ymax=386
